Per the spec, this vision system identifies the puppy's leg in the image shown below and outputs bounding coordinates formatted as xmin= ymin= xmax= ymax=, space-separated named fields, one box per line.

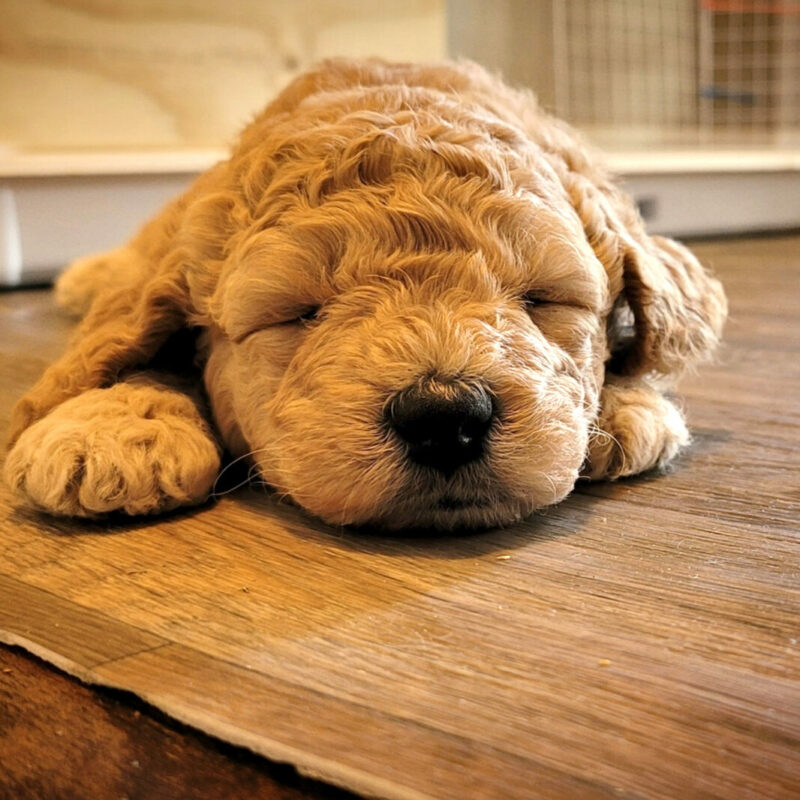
xmin=54 ymin=247 xmax=145 ymax=318
xmin=583 ymin=377 xmax=690 ymax=481
xmin=4 ymin=372 xmax=221 ymax=517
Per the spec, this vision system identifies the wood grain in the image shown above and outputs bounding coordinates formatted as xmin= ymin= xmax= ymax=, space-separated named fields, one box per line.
xmin=0 ymin=0 xmax=444 ymax=151
xmin=1 ymin=234 xmax=799 ymax=799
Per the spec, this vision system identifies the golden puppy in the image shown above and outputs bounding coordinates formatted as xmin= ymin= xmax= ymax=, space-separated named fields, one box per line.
xmin=4 ymin=59 xmax=727 ymax=530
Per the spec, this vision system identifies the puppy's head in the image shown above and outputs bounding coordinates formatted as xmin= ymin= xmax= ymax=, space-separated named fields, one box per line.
xmin=207 ymin=231 xmax=604 ymax=529
xmin=193 ymin=73 xmax=725 ymax=530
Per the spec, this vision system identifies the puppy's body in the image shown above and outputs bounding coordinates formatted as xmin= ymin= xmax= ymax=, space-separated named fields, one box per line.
xmin=5 ymin=60 xmax=726 ymax=529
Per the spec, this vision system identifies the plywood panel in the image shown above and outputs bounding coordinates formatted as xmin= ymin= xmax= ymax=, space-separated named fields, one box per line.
xmin=1 ymin=235 xmax=799 ymax=799
xmin=0 ymin=574 xmax=167 ymax=678
xmin=0 ymin=0 xmax=445 ymax=150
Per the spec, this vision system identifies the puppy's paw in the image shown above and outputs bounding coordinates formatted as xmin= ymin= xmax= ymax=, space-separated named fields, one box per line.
xmin=584 ymin=379 xmax=690 ymax=481
xmin=4 ymin=382 xmax=221 ymax=517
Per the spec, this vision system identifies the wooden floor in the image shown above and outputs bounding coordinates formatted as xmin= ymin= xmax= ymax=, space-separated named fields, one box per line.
xmin=1 ymin=234 xmax=799 ymax=800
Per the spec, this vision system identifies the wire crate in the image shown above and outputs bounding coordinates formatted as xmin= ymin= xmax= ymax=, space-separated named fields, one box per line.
xmin=552 ymin=0 xmax=800 ymax=146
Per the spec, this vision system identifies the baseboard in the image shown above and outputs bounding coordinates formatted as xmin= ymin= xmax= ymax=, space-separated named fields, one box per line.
xmin=2 ymin=148 xmax=798 ymax=286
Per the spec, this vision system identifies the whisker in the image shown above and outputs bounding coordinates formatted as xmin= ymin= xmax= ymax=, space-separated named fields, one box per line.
xmin=210 ymin=447 xmax=271 ymax=497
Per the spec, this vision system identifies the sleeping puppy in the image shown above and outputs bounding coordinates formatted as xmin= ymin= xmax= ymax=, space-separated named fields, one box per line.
xmin=4 ymin=59 xmax=727 ymax=530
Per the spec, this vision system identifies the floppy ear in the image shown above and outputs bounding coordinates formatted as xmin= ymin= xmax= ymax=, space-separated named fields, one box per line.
xmin=614 ymin=232 xmax=727 ymax=376
xmin=561 ymin=164 xmax=727 ymax=379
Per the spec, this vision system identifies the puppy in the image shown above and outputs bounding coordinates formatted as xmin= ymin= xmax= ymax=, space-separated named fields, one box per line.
xmin=4 ymin=59 xmax=727 ymax=530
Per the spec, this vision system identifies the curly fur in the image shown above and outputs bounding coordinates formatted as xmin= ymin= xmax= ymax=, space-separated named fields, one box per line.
xmin=4 ymin=58 xmax=727 ymax=530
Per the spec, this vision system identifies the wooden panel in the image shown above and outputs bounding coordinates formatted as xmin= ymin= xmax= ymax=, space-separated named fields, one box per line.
xmin=93 ymin=643 xmax=601 ymax=800
xmin=1 ymin=235 xmax=799 ymax=799
xmin=0 ymin=574 xmax=166 ymax=677
xmin=0 ymin=0 xmax=445 ymax=151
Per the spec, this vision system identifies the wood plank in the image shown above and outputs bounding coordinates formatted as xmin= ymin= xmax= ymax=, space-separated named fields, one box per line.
xmin=82 ymin=586 xmax=799 ymax=800
xmin=92 ymin=642 xmax=605 ymax=800
xmin=0 ymin=1 xmax=444 ymax=151
xmin=0 ymin=573 xmax=166 ymax=678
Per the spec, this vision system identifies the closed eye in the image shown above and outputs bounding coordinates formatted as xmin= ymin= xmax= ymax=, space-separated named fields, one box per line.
xmin=522 ymin=291 xmax=554 ymax=309
xmin=295 ymin=306 xmax=320 ymax=323
xmin=233 ymin=306 xmax=322 ymax=342
xmin=523 ymin=291 xmax=594 ymax=312
xmin=277 ymin=306 xmax=321 ymax=326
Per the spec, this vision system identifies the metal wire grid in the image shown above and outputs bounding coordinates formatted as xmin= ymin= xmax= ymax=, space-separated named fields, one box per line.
xmin=553 ymin=0 xmax=800 ymax=143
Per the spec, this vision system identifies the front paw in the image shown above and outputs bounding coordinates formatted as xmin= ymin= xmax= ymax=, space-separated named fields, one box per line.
xmin=584 ymin=380 xmax=690 ymax=481
xmin=4 ymin=385 xmax=221 ymax=517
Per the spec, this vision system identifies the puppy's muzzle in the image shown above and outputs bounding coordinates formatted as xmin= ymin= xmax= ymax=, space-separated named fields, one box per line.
xmin=386 ymin=380 xmax=495 ymax=476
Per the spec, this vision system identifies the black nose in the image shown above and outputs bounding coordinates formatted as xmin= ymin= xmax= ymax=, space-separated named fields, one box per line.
xmin=386 ymin=381 xmax=495 ymax=475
